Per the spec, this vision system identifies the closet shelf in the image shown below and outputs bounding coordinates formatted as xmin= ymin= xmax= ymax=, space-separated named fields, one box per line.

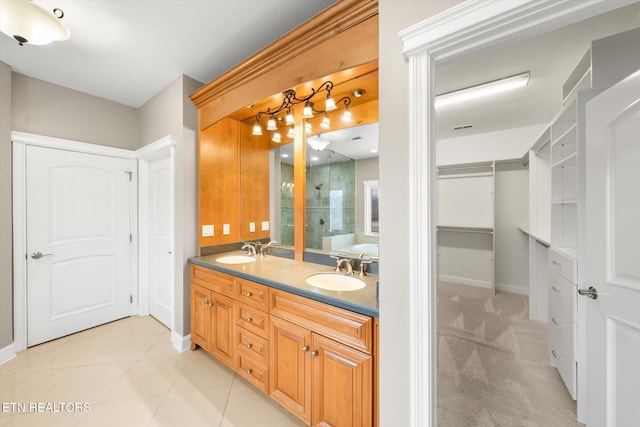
xmin=551 ymin=200 xmax=577 ymax=205
xmin=437 ymin=225 xmax=494 ymax=234
xmin=551 ymin=123 xmax=577 ymax=147
xmin=551 ymin=152 xmax=577 ymax=169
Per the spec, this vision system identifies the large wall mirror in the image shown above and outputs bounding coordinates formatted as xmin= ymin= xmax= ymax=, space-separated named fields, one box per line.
xmin=272 ymin=124 xmax=378 ymax=258
xmin=232 ymin=63 xmax=378 ymax=259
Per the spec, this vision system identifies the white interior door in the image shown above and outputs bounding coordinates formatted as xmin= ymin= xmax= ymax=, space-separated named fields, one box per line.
xmin=27 ymin=146 xmax=132 ymax=346
xmin=584 ymin=69 xmax=640 ymax=426
xmin=149 ymin=154 xmax=173 ymax=328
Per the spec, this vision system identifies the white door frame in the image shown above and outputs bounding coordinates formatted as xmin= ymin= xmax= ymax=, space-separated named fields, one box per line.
xmin=12 ymin=131 xmax=138 ymax=352
xmin=136 ymin=136 xmax=176 ymax=328
xmin=398 ymin=1 xmax=626 ymax=425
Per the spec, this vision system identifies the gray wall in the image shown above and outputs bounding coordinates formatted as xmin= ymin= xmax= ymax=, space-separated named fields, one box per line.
xmin=378 ymin=2 xmax=463 ymax=426
xmin=0 ymin=67 xmax=201 ymax=350
xmin=495 ymin=162 xmax=529 ymax=293
xmin=12 ymin=73 xmax=139 ymax=149
xmin=0 ymin=62 xmax=13 ymax=349
xmin=139 ymin=75 xmax=202 ymax=337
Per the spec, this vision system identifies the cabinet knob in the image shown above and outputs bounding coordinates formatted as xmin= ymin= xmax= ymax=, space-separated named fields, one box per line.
xmin=204 ymin=299 xmax=209 ymax=306
xmin=246 ymin=291 xmax=253 ymax=297
xmin=246 ymin=343 xmax=253 ymax=349
xmin=246 ymin=317 xmax=253 ymax=323
xmin=246 ymin=368 xmax=253 ymax=375
xmin=301 ymin=345 xmax=309 ymax=353
xmin=311 ymin=350 xmax=318 ymax=357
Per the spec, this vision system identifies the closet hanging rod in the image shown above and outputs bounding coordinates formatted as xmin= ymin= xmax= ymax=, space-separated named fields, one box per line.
xmin=437 ymin=227 xmax=494 ymax=235
xmin=437 ymin=164 xmax=493 ymax=173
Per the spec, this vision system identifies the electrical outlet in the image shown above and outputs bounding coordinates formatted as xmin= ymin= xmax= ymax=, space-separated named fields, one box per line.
xmin=261 ymin=221 xmax=270 ymax=231
xmin=249 ymin=222 xmax=256 ymax=232
xmin=202 ymin=224 xmax=214 ymax=237
xmin=223 ymin=224 xmax=230 ymax=235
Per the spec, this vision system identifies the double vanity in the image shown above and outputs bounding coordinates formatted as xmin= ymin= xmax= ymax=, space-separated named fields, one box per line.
xmin=189 ymin=251 xmax=379 ymax=425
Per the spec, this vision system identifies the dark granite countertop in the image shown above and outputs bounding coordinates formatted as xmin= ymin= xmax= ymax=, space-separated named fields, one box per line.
xmin=189 ymin=250 xmax=379 ymax=317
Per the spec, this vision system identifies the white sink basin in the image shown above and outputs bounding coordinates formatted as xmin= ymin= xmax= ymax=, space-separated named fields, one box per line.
xmin=305 ymin=272 xmax=366 ymax=292
xmin=215 ymin=255 xmax=257 ymax=264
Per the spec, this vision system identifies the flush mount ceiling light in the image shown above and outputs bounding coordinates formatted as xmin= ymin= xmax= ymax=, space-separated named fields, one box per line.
xmin=251 ymin=80 xmax=352 ymax=137
xmin=307 ymin=136 xmax=330 ymax=152
xmin=435 ymin=72 xmax=530 ymax=109
xmin=0 ymin=0 xmax=70 ymax=46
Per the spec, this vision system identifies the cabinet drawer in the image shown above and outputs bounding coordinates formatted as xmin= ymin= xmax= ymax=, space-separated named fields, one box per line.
xmin=269 ymin=288 xmax=372 ymax=354
xmin=549 ymin=269 xmax=577 ymax=324
xmin=191 ymin=265 xmax=236 ymax=297
xmin=236 ymin=353 xmax=268 ymax=393
xmin=549 ymin=248 xmax=577 ymax=284
xmin=236 ymin=303 xmax=269 ymax=338
xmin=236 ymin=279 xmax=269 ymax=311
xmin=236 ymin=326 xmax=269 ymax=364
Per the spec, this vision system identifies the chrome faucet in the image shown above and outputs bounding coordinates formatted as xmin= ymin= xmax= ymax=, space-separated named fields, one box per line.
xmin=241 ymin=243 xmax=257 ymax=256
xmin=260 ymin=240 xmax=280 ymax=256
xmin=336 ymin=258 xmax=354 ymax=275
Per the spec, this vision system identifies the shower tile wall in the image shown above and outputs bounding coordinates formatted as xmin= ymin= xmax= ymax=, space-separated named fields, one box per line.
xmin=280 ymin=159 xmax=356 ymax=249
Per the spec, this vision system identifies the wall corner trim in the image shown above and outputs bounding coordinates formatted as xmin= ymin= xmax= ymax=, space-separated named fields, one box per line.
xmin=172 ymin=332 xmax=191 ymax=353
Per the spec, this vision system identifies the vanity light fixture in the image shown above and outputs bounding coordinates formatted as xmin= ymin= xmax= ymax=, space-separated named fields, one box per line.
xmin=320 ymin=114 xmax=330 ymax=130
xmin=0 ymin=0 xmax=70 ymax=46
xmin=250 ymin=80 xmax=353 ymax=136
xmin=272 ymin=132 xmax=282 ymax=143
xmin=341 ymin=107 xmax=352 ymax=124
xmin=287 ymin=126 xmax=295 ymax=139
xmin=435 ymin=72 xmax=530 ymax=108
xmin=305 ymin=121 xmax=312 ymax=135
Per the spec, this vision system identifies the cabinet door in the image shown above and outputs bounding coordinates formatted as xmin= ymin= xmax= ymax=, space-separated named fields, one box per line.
xmin=312 ymin=333 xmax=373 ymax=427
xmin=269 ymin=316 xmax=312 ymax=423
xmin=190 ymin=284 xmax=211 ymax=352
xmin=210 ymin=292 xmax=235 ymax=368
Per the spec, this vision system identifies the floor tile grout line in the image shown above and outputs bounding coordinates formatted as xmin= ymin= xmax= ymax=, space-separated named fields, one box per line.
xmin=218 ymin=372 xmax=239 ymax=427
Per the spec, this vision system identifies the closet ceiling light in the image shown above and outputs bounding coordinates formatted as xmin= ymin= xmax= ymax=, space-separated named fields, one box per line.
xmin=0 ymin=0 xmax=70 ymax=46
xmin=308 ymin=136 xmax=330 ymax=151
xmin=435 ymin=72 xmax=530 ymax=109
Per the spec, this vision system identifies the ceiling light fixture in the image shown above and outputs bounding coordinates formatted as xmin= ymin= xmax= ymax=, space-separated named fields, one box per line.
xmin=0 ymin=0 xmax=70 ymax=46
xmin=251 ymin=81 xmax=352 ymax=136
xmin=308 ymin=136 xmax=330 ymax=152
xmin=435 ymin=72 xmax=530 ymax=109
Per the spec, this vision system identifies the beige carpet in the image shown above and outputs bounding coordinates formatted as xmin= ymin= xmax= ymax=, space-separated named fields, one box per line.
xmin=437 ymin=282 xmax=584 ymax=427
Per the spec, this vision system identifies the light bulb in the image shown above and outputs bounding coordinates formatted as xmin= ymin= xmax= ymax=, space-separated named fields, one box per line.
xmin=287 ymin=127 xmax=295 ymax=138
xmin=285 ymin=111 xmax=295 ymax=126
xmin=305 ymin=122 xmax=312 ymax=134
xmin=325 ymin=96 xmax=337 ymax=111
xmin=272 ymin=132 xmax=281 ymax=143
xmin=303 ymin=102 xmax=313 ymax=119
xmin=341 ymin=109 xmax=352 ymax=123
xmin=266 ymin=117 xmax=277 ymax=131
xmin=320 ymin=115 xmax=330 ymax=130
xmin=252 ymin=122 xmax=262 ymax=136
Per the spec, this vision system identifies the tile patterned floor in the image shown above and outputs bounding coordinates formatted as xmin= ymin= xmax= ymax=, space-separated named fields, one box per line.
xmin=0 ymin=316 xmax=305 ymax=427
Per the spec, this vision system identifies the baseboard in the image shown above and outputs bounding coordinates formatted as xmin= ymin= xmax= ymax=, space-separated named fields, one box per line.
xmin=439 ymin=274 xmax=492 ymax=289
xmin=496 ymin=282 xmax=529 ymax=295
xmin=0 ymin=342 xmax=17 ymax=366
xmin=172 ymin=332 xmax=191 ymax=353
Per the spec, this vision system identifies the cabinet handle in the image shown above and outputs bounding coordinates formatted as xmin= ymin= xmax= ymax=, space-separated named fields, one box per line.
xmin=552 ymin=286 xmax=561 ymax=293
xmin=551 ymin=350 xmax=559 ymax=359
xmin=301 ymin=345 xmax=309 ymax=353
xmin=246 ymin=317 xmax=253 ymax=323
xmin=552 ymin=260 xmax=562 ymax=266
xmin=551 ymin=318 xmax=560 ymax=325
xmin=246 ymin=291 xmax=253 ymax=297
xmin=246 ymin=368 xmax=253 ymax=375
xmin=311 ymin=350 xmax=318 ymax=357
xmin=204 ymin=299 xmax=209 ymax=306
xmin=246 ymin=343 xmax=253 ymax=349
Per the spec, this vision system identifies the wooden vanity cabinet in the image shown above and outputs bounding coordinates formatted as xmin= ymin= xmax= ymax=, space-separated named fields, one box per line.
xmin=191 ymin=265 xmax=376 ymax=426
xmin=190 ymin=282 xmax=235 ymax=368
xmin=269 ymin=288 xmax=374 ymax=427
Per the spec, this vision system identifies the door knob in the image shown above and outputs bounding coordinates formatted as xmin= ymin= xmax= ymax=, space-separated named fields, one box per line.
xmin=31 ymin=252 xmax=53 ymax=259
xmin=578 ymin=286 xmax=598 ymax=300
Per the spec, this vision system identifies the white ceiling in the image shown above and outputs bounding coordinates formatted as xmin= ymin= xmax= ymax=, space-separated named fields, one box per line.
xmin=0 ymin=0 xmax=338 ymax=108
xmin=1 ymin=0 xmax=639 ymax=146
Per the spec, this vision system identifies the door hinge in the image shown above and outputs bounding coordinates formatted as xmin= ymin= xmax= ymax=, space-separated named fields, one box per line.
xmin=130 ymin=295 xmax=133 ymax=303
xmin=125 ymin=171 xmax=132 ymax=181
